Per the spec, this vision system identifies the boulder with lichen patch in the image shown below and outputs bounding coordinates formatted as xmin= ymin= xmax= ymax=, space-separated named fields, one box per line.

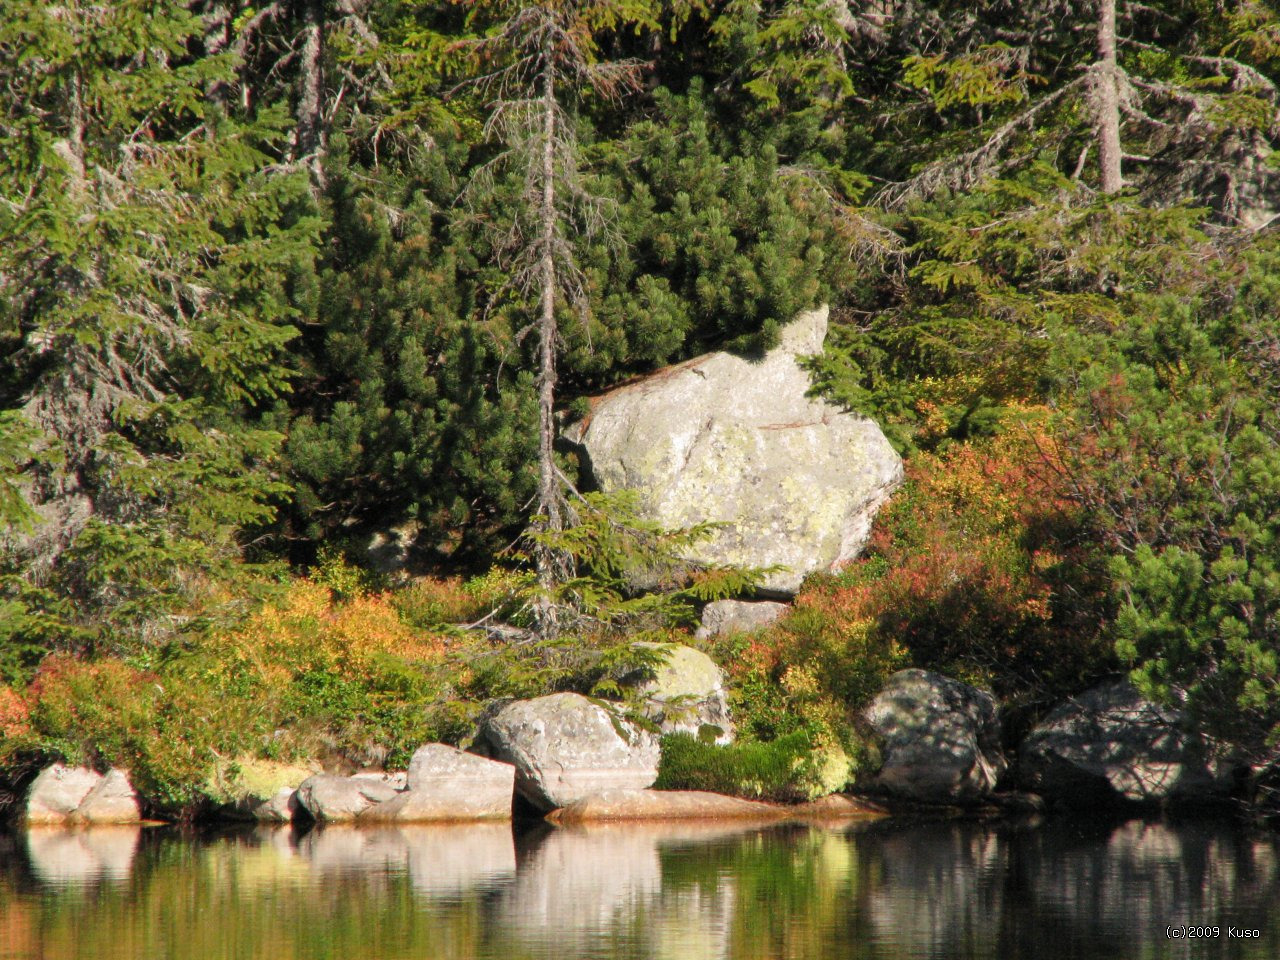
xmin=863 ymin=669 xmax=1007 ymax=803
xmin=563 ymin=306 xmax=902 ymax=597
xmin=624 ymin=643 xmax=735 ymax=745
xmin=471 ymin=693 xmax=660 ymax=812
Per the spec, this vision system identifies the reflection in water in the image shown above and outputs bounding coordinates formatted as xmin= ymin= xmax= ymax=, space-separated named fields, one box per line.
xmin=2 ymin=815 xmax=1280 ymax=959
xmin=24 ymin=826 xmax=141 ymax=886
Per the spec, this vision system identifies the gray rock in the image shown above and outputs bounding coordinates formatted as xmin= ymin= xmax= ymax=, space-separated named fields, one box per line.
xmin=695 ymin=599 xmax=788 ymax=640
xmin=625 ymin=643 xmax=734 ymax=744
xmin=1020 ymin=679 xmax=1236 ymax=803
xmin=25 ymin=765 xmax=142 ymax=825
xmin=361 ymin=745 xmax=515 ymax=822
xmin=472 ymin=693 xmax=660 ymax=812
xmin=250 ymin=787 xmax=302 ymax=823
xmin=77 ymin=769 xmax=143 ymax=824
xmin=295 ymin=774 xmax=403 ymax=822
xmin=25 ymin=765 xmax=102 ymax=824
xmin=564 ymin=306 xmax=902 ymax=597
xmin=864 ymin=669 xmax=1007 ymax=803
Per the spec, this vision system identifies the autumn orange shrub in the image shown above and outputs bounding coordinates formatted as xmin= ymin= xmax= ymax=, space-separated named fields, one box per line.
xmin=720 ymin=414 xmax=1111 ymax=748
xmin=214 ymin=580 xmax=446 ymax=689
xmin=846 ymin=416 xmax=1111 ymax=700
xmin=0 ymin=686 xmax=29 ymax=740
xmin=18 ymin=654 xmax=233 ymax=811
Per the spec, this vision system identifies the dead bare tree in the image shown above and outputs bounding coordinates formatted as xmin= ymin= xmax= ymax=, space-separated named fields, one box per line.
xmin=1093 ymin=0 xmax=1124 ymax=194
xmin=454 ymin=3 xmax=642 ymax=636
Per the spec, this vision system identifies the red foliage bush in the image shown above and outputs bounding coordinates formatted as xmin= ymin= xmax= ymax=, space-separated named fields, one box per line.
xmin=825 ymin=416 xmax=1111 ymax=701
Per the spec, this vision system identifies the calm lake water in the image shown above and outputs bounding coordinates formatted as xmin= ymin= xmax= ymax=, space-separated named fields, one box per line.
xmin=1 ymin=814 xmax=1278 ymax=959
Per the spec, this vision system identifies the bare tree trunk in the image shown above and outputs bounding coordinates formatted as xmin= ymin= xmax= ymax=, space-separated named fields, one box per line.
xmin=296 ymin=0 xmax=327 ymax=189
xmin=534 ymin=55 xmax=563 ymax=635
xmin=1095 ymin=0 xmax=1123 ymax=194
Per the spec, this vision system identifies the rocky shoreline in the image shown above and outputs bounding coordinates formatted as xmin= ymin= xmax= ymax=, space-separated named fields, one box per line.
xmin=9 ymin=659 xmax=1249 ymax=830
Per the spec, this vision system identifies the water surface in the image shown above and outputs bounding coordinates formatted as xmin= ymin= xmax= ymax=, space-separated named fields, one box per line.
xmin=1 ymin=814 xmax=1277 ymax=959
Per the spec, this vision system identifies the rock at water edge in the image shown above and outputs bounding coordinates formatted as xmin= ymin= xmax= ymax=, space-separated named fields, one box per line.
xmin=1020 ymin=679 xmax=1237 ymax=803
xmin=25 ymin=765 xmax=103 ymax=825
xmin=77 ymin=769 xmax=142 ymax=824
xmin=296 ymin=774 xmax=403 ymax=822
xmin=864 ymin=669 xmax=1006 ymax=803
xmin=361 ymin=745 xmax=515 ymax=822
xmin=472 ymin=693 xmax=660 ymax=812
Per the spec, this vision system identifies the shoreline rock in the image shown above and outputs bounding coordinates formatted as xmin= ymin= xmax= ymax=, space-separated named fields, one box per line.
xmin=547 ymin=789 xmax=788 ymax=824
xmin=296 ymin=774 xmax=403 ymax=823
xmin=24 ymin=765 xmax=142 ymax=825
xmin=1020 ymin=678 xmax=1239 ymax=805
xmin=361 ymin=745 xmax=515 ymax=822
xmin=864 ymin=669 xmax=1007 ymax=804
xmin=546 ymin=789 xmax=890 ymax=824
xmin=472 ymin=693 xmax=660 ymax=812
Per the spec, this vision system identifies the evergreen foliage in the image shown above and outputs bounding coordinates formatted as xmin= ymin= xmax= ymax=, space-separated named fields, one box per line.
xmin=5 ymin=0 xmax=1280 ymax=808
xmin=0 ymin=0 xmax=320 ymax=653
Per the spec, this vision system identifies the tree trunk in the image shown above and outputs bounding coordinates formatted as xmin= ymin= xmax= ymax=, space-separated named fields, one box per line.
xmin=1095 ymin=0 xmax=1123 ymax=194
xmin=296 ymin=0 xmax=326 ymax=188
xmin=534 ymin=56 xmax=563 ymax=635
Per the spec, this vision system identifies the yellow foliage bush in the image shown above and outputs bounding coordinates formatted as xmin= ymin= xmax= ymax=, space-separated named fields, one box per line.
xmin=215 ymin=581 xmax=445 ymax=690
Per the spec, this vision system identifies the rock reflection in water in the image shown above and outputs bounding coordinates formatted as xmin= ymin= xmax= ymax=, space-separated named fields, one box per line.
xmin=499 ymin=822 xmax=766 ymax=959
xmin=4 ymin=815 xmax=1280 ymax=959
xmin=296 ymin=823 xmax=516 ymax=897
xmin=847 ymin=816 xmax=1280 ymax=958
xmin=24 ymin=826 xmax=141 ymax=887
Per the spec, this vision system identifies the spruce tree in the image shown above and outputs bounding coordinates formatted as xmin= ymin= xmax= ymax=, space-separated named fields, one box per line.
xmin=0 ymin=0 xmax=321 ymax=649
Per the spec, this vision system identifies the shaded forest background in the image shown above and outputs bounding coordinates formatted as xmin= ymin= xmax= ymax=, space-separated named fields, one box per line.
xmin=5 ymin=0 xmax=1280 ymax=813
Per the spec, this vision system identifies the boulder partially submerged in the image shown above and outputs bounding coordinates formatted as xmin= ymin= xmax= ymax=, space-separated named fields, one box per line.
xmin=1020 ymin=679 xmax=1237 ymax=804
xmin=863 ymin=669 xmax=1007 ymax=803
xmin=472 ymin=693 xmax=660 ymax=812
xmin=296 ymin=773 xmax=403 ymax=823
xmin=564 ymin=306 xmax=902 ymax=597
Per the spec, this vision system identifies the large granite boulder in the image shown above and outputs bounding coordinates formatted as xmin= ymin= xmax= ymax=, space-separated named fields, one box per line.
xmin=695 ymin=599 xmax=788 ymax=640
xmin=1020 ymin=679 xmax=1236 ymax=804
xmin=362 ymin=745 xmax=515 ymax=822
xmin=863 ymin=669 xmax=1007 ymax=803
xmin=625 ymin=643 xmax=734 ymax=745
xmin=471 ymin=693 xmax=660 ymax=812
xmin=295 ymin=773 xmax=403 ymax=823
xmin=25 ymin=765 xmax=142 ymax=825
xmin=564 ymin=306 xmax=902 ymax=597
